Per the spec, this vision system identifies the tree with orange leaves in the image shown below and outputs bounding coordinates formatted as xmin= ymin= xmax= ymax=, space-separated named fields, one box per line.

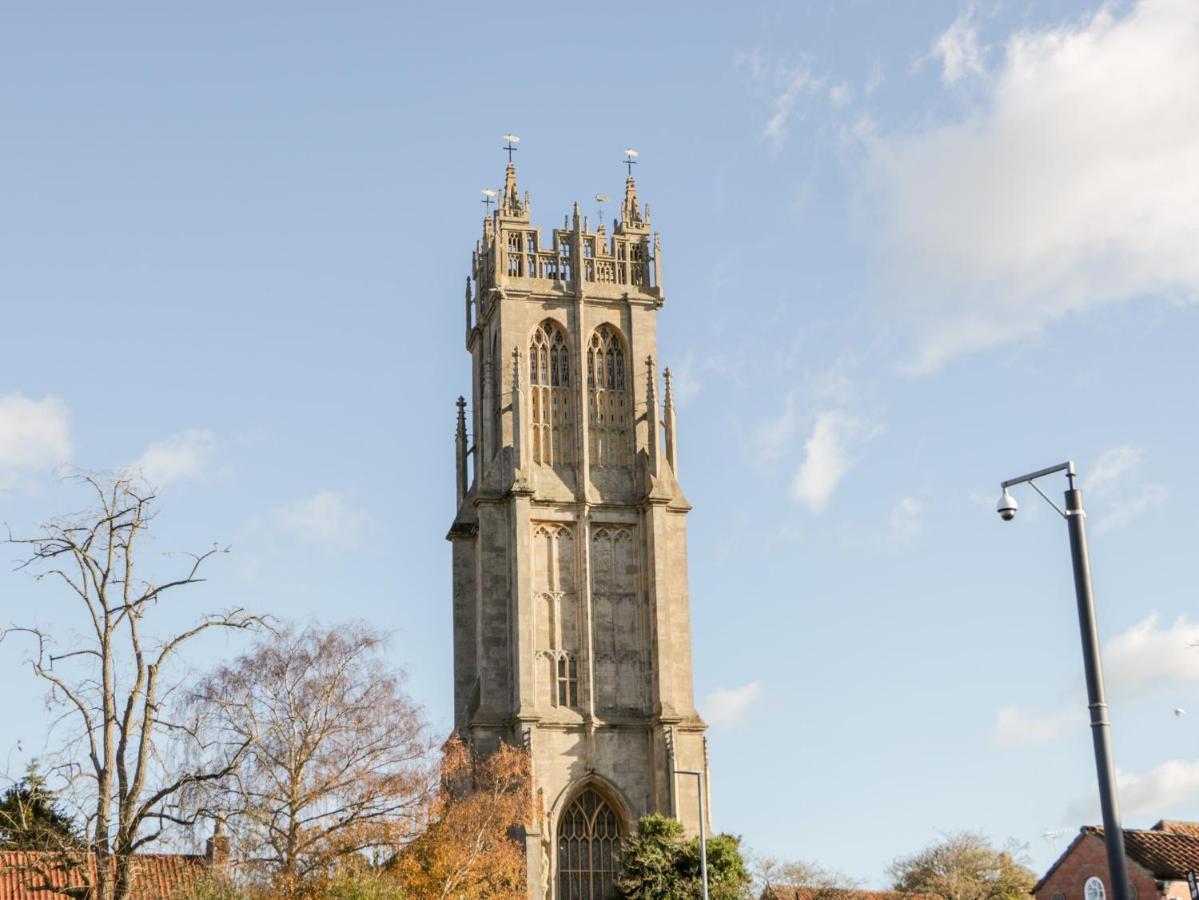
xmin=393 ymin=736 xmax=532 ymax=900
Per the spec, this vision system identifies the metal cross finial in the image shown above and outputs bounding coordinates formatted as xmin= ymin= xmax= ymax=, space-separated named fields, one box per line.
xmin=481 ymin=189 xmax=497 ymax=213
xmin=503 ymin=134 xmax=521 ymax=163
xmin=624 ymin=148 xmax=639 ymax=176
xmin=595 ymin=194 xmax=609 ymax=225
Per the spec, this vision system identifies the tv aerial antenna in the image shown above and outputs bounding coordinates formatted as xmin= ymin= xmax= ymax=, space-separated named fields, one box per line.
xmin=1042 ymin=829 xmax=1071 ymax=853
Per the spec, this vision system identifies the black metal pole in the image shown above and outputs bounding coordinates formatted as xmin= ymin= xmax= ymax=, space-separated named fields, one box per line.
xmin=1065 ymin=483 xmax=1131 ymax=900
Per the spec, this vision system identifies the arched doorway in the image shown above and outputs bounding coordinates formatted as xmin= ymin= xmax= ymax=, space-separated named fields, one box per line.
xmin=557 ymin=787 xmax=622 ymax=899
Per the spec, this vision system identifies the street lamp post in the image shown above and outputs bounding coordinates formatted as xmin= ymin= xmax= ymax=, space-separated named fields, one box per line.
xmin=675 ymin=769 xmax=709 ymax=900
xmin=997 ymin=461 xmax=1130 ymax=900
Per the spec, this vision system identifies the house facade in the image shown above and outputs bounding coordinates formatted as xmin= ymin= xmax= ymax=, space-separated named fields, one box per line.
xmin=1036 ymin=820 xmax=1199 ymax=900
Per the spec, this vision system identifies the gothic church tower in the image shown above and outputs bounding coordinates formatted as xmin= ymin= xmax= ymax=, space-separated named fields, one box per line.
xmin=448 ymin=150 xmax=709 ymax=900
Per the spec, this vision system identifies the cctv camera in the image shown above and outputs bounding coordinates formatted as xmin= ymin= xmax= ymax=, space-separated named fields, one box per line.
xmin=996 ymin=490 xmax=1018 ymax=522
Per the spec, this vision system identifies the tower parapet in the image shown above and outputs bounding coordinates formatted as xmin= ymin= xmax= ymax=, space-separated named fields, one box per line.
xmin=469 ymin=160 xmax=662 ymax=329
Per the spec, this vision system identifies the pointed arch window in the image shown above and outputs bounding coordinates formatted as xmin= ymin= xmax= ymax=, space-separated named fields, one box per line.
xmin=557 ymin=788 xmax=621 ymax=900
xmin=587 ymin=326 xmax=631 ymax=468
xmin=530 ymin=321 xmax=574 ymax=468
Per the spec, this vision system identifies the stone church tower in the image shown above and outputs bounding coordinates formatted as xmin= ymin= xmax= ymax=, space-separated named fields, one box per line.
xmin=448 ymin=151 xmax=709 ymax=900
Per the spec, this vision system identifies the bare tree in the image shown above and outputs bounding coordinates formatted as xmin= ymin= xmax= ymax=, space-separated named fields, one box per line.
xmin=751 ymin=854 xmax=865 ymax=900
xmin=2 ymin=473 xmax=261 ymax=900
xmin=185 ymin=622 xmax=432 ymax=894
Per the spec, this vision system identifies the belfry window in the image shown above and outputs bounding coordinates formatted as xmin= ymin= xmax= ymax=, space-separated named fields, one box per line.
xmin=587 ymin=326 xmax=631 ymax=468
xmin=530 ymin=321 xmax=574 ymax=468
xmin=556 ymin=654 xmax=578 ymax=707
xmin=558 ymin=789 xmax=621 ymax=900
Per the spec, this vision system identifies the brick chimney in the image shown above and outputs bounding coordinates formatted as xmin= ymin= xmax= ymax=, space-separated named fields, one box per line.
xmin=205 ymin=820 xmax=230 ymax=873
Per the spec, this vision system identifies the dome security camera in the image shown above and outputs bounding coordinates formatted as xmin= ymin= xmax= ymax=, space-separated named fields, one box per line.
xmin=997 ymin=489 xmax=1018 ymax=521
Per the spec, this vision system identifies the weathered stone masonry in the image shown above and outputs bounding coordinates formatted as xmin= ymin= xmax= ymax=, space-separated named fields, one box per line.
xmin=448 ymin=158 xmax=710 ymax=899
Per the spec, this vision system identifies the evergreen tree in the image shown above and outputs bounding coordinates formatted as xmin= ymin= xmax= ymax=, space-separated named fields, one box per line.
xmin=0 ymin=762 xmax=80 ymax=851
xmin=616 ymin=814 xmax=750 ymax=900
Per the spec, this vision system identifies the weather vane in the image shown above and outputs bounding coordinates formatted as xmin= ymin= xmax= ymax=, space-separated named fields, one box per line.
xmin=624 ymin=148 xmax=639 ymax=176
xmin=503 ymin=134 xmax=520 ymax=163
xmin=481 ymin=188 xmax=497 ymax=213
xmin=595 ymin=194 xmax=609 ymax=225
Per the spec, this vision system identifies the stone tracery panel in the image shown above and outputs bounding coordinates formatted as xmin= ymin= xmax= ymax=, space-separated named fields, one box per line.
xmin=589 ymin=525 xmax=647 ymax=713
xmin=533 ymin=522 xmax=579 ymax=709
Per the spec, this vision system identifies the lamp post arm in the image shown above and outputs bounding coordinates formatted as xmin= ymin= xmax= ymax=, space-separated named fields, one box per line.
xmin=1002 ymin=460 xmax=1075 ymax=490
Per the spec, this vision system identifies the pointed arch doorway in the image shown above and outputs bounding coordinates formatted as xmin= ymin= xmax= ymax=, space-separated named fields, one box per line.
xmin=556 ymin=787 xmax=623 ymax=899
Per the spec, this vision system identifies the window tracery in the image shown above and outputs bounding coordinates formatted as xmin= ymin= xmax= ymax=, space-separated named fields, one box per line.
xmin=590 ymin=525 xmax=646 ymax=712
xmin=557 ymin=789 xmax=621 ymax=900
xmin=587 ymin=326 xmax=631 ymax=468
xmin=530 ymin=321 xmax=574 ymax=468
xmin=533 ymin=523 xmax=580 ymax=710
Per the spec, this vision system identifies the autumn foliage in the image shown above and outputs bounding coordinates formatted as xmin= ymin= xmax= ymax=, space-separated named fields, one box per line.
xmin=393 ymin=737 xmax=532 ymax=900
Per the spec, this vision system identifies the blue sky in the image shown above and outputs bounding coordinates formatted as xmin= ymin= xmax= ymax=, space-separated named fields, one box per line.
xmin=3 ymin=0 xmax=1199 ymax=885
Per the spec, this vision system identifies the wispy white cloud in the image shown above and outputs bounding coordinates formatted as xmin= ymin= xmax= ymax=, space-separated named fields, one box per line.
xmin=929 ymin=9 xmax=985 ymax=84
xmin=263 ymin=490 xmax=381 ymax=550
xmin=1105 ymin=613 xmax=1199 ymax=701
xmin=702 ymin=681 xmax=764 ymax=732
xmin=791 ymin=412 xmax=876 ymax=512
xmin=1085 ymin=446 xmax=1143 ymax=493
xmin=135 ymin=429 xmax=217 ymax=488
xmin=751 ymin=394 xmax=800 ymax=465
xmin=736 ymin=49 xmax=827 ymax=153
xmin=763 ymin=65 xmax=819 ymax=152
xmin=1069 ymin=759 xmax=1199 ymax=821
xmin=0 ymin=394 xmax=71 ymax=489
xmin=888 ymin=497 xmax=923 ymax=544
xmin=993 ymin=705 xmax=1079 ymax=749
xmin=1080 ymin=445 xmax=1166 ymax=534
xmin=1118 ymin=759 xmax=1199 ymax=817
xmin=999 ymin=613 xmax=1199 ymax=750
xmin=862 ymin=0 xmax=1199 ymax=371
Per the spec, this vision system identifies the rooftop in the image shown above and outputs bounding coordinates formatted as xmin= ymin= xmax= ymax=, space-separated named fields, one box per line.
xmin=0 ymin=850 xmax=204 ymax=900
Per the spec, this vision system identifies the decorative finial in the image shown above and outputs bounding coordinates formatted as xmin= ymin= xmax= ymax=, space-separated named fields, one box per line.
xmin=511 ymin=346 xmax=521 ymax=390
xmin=481 ymin=189 xmax=497 ymax=214
xmin=503 ymin=134 xmax=521 ymax=164
xmin=595 ymin=194 xmax=609 ymax=225
xmin=624 ymin=148 xmax=639 ymax=177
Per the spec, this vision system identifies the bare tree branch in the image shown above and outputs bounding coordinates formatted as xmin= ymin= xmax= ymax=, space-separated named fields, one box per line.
xmin=4 ymin=472 xmax=264 ymax=900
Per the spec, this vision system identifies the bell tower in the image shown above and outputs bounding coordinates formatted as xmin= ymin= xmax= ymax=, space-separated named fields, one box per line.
xmin=448 ymin=144 xmax=709 ymax=899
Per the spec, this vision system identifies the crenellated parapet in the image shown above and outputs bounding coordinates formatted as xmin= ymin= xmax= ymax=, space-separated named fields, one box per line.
xmin=466 ymin=162 xmax=663 ymax=343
